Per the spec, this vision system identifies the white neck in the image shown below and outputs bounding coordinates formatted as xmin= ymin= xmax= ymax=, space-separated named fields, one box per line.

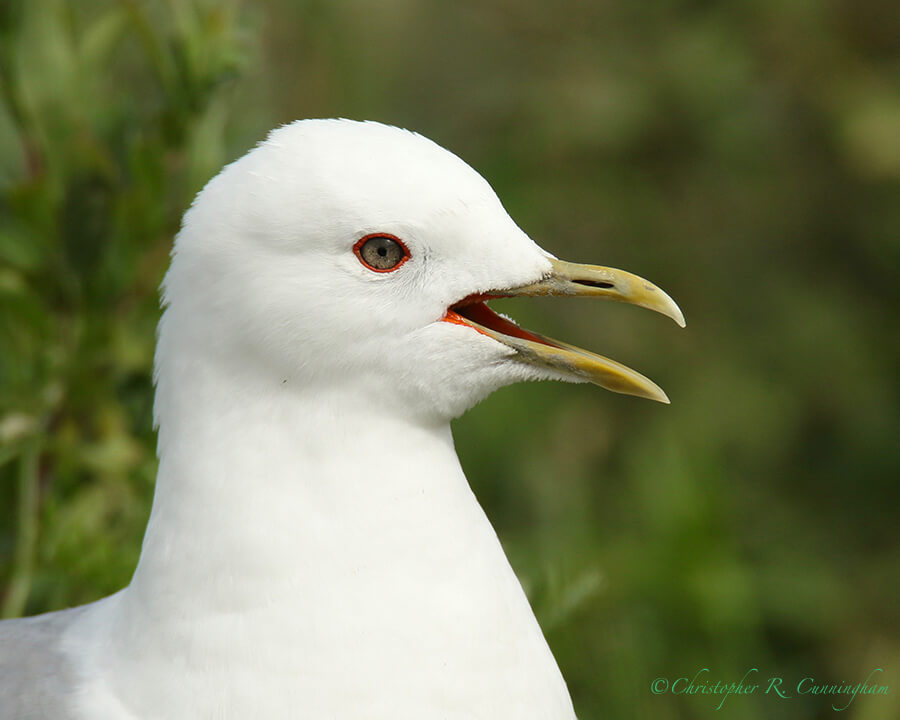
xmin=69 ymin=337 xmax=576 ymax=718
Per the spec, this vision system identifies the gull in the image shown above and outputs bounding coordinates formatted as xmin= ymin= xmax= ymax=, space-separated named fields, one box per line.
xmin=0 ymin=119 xmax=684 ymax=719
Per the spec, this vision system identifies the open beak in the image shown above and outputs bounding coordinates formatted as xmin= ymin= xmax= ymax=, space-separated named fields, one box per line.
xmin=444 ymin=258 xmax=685 ymax=403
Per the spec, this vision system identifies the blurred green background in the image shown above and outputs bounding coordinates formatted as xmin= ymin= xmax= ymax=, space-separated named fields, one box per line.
xmin=1 ymin=1 xmax=898 ymax=718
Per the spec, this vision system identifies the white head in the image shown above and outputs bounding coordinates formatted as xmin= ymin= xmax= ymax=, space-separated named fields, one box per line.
xmin=156 ymin=119 xmax=559 ymax=425
xmin=155 ymin=119 xmax=683 ymax=435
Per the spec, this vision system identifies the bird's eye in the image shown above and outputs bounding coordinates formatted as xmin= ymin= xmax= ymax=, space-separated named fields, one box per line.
xmin=354 ymin=234 xmax=410 ymax=272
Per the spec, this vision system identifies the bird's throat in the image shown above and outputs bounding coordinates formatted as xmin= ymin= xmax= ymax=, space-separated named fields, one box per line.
xmin=92 ymin=347 xmax=574 ymax=717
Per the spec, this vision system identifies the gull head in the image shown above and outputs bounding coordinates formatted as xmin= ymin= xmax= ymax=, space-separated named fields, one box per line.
xmin=158 ymin=119 xmax=684 ymax=422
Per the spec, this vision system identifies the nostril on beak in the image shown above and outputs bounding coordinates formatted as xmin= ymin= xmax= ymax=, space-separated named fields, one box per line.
xmin=572 ymin=279 xmax=615 ymax=289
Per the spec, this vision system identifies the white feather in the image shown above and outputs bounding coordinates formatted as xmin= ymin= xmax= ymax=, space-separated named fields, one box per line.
xmin=25 ymin=120 xmax=578 ymax=719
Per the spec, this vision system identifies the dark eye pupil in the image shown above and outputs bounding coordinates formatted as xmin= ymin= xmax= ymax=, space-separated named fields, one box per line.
xmin=358 ymin=235 xmax=408 ymax=271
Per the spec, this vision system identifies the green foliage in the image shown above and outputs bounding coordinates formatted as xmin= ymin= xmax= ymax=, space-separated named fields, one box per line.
xmin=1 ymin=1 xmax=898 ymax=718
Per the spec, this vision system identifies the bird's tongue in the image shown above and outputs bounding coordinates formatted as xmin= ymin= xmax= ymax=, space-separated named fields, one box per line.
xmin=445 ymin=302 xmax=558 ymax=348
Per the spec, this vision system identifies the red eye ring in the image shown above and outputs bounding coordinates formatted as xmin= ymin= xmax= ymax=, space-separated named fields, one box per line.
xmin=353 ymin=233 xmax=411 ymax=273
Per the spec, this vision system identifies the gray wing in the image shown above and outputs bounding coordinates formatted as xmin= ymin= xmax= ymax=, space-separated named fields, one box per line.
xmin=0 ymin=606 xmax=87 ymax=720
